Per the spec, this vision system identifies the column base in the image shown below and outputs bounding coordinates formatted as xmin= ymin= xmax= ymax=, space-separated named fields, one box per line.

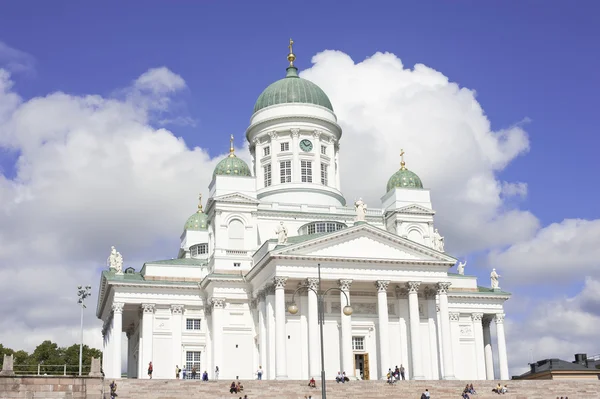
xmin=275 ymin=375 xmax=288 ymax=380
xmin=412 ymin=375 xmax=426 ymax=380
xmin=443 ymin=375 xmax=456 ymax=380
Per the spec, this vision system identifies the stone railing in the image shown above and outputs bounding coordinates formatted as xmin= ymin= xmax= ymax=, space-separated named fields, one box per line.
xmin=1 ymin=354 xmax=102 ymax=377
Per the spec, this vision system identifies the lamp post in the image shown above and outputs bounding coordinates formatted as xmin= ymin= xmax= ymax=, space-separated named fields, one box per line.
xmin=287 ymin=263 xmax=352 ymax=399
xmin=77 ymin=285 xmax=92 ymax=376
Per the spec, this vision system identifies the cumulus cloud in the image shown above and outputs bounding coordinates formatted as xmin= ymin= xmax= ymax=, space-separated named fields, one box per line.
xmin=301 ymin=51 xmax=539 ymax=254
xmin=0 ymin=41 xmax=35 ymax=75
xmin=488 ymin=219 xmax=600 ymax=284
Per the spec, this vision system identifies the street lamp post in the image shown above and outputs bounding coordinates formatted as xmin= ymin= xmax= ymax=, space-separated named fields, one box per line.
xmin=77 ymin=285 xmax=92 ymax=376
xmin=287 ymin=263 xmax=352 ymax=399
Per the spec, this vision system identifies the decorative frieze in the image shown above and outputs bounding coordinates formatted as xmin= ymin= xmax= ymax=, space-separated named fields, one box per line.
xmin=332 ymin=302 xmax=376 ymax=314
xmin=112 ymin=302 xmax=124 ymax=314
xmin=171 ymin=304 xmax=184 ymax=315
xmin=375 ymin=280 xmax=390 ymax=292
xmin=436 ymin=282 xmax=451 ymax=294
xmin=338 ymin=279 xmax=352 ymax=291
xmin=406 ymin=281 xmax=421 ymax=294
xmin=141 ymin=303 xmax=155 ymax=314
xmin=459 ymin=325 xmax=473 ymax=337
xmin=273 ymin=277 xmax=288 ymax=290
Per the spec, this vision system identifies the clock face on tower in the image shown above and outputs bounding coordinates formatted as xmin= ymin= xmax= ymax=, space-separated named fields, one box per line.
xmin=299 ymin=139 xmax=313 ymax=152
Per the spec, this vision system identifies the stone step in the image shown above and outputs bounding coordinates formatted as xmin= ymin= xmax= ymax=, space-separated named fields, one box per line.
xmin=104 ymin=379 xmax=599 ymax=399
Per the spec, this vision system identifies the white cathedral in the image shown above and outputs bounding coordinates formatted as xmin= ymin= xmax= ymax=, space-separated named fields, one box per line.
xmin=96 ymin=42 xmax=510 ymax=382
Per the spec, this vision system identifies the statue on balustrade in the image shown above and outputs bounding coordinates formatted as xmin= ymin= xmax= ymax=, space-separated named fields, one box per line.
xmin=490 ymin=268 xmax=501 ymax=289
xmin=275 ymin=221 xmax=288 ymax=244
xmin=354 ymin=198 xmax=367 ymax=222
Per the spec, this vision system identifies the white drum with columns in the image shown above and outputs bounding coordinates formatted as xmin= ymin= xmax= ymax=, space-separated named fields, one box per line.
xmin=96 ymin=42 xmax=510 ymax=381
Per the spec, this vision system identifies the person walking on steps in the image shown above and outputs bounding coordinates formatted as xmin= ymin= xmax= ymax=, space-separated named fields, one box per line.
xmin=215 ymin=366 xmax=220 ymax=381
xmin=148 ymin=362 xmax=153 ymax=379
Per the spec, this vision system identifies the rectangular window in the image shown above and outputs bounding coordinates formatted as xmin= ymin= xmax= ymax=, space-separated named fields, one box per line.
xmin=264 ymin=164 xmax=272 ymax=187
xmin=185 ymin=351 xmax=202 ymax=378
xmin=321 ymin=163 xmax=328 ymax=185
xmin=186 ymin=319 xmax=201 ymax=330
xmin=233 ymin=262 xmax=241 ymax=267
xmin=321 ymin=145 xmax=327 ymax=155
xmin=307 ymin=224 xmax=316 ymax=234
xmin=190 ymin=244 xmax=208 ymax=257
xmin=280 ymin=142 xmax=290 ymax=152
xmin=263 ymin=146 xmax=270 ymax=157
xmin=316 ymin=222 xmax=326 ymax=233
xmin=301 ymin=160 xmax=312 ymax=183
xmin=352 ymin=336 xmax=365 ymax=351
xmin=280 ymin=160 xmax=291 ymax=183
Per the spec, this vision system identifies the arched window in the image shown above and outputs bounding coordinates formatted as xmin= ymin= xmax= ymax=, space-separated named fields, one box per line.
xmin=228 ymin=219 xmax=245 ymax=249
xmin=407 ymin=229 xmax=424 ymax=245
xmin=190 ymin=243 xmax=208 ymax=258
xmin=298 ymin=221 xmax=346 ymax=236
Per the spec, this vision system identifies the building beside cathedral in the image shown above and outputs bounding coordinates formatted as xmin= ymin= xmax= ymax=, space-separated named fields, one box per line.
xmin=96 ymin=42 xmax=510 ymax=381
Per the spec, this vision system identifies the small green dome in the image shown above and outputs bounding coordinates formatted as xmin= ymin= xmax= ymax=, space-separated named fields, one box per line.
xmin=386 ymin=167 xmax=424 ymax=192
xmin=184 ymin=211 xmax=208 ymax=231
xmin=213 ymin=155 xmax=252 ymax=178
xmin=253 ymin=66 xmax=333 ymax=114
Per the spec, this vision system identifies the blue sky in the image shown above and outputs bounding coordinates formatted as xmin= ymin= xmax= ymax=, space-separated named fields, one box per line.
xmin=1 ymin=1 xmax=599 ymax=373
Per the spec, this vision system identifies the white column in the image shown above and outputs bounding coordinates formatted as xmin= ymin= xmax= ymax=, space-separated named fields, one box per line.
xmin=211 ymin=298 xmax=225 ymax=380
xmin=339 ymin=279 xmax=353 ymax=376
xmin=312 ymin=130 xmax=322 ymax=184
xmin=472 ymin=313 xmax=486 ymax=380
xmin=449 ymin=313 xmax=461 ymax=379
xmin=334 ymin=142 xmax=341 ymax=190
xmin=171 ymin=305 xmax=184 ymax=376
xmin=266 ymin=285 xmax=276 ymax=379
xmin=395 ymin=287 xmax=410 ymax=380
xmin=426 ymin=290 xmax=439 ymax=380
xmin=290 ymin=129 xmax=300 ymax=183
xmin=141 ymin=303 xmax=155 ymax=379
xmin=101 ymin=321 xmax=110 ymax=377
xmin=406 ymin=282 xmax=424 ymax=379
xmin=375 ymin=280 xmax=390 ymax=380
xmin=204 ymin=303 xmax=213 ymax=380
xmin=306 ymin=278 xmax=320 ymax=378
xmin=258 ymin=291 xmax=268 ymax=377
xmin=274 ymin=277 xmax=288 ymax=379
xmin=483 ymin=318 xmax=494 ymax=380
xmin=495 ymin=314 xmax=509 ymax=380
xmin=436 ymin=283 xmax=455 ymax=380
xmin=269 ymin=131 xmax=279 ymax=185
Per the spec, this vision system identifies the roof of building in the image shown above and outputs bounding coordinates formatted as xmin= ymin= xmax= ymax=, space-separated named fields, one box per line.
xmin=386 ymin=151 xmax=423 ymax=192
xmin=514 ymin=356 xmax=600 ymax=379
xmin=101 ymin=269 xmax=200 ymax=286
xmin=184 ymin=198 xmax=209 ymax=231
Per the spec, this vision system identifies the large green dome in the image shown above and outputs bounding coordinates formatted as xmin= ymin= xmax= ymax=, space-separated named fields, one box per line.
xmin=213 ymin=155 xmax=252 ymax=178
xmin=253 ymin=66 xmax=333 ymax=114
xmin=386 ymin=166 xmax=424 ymax=192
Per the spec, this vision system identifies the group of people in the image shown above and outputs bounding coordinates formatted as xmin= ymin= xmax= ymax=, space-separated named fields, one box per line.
xmin=229 ymin=381 xmax=244 ymax=394
xmin=461 ymin=383 xmax=477 ymax=398
xmin=335 ymin=371 xmax=350 ymax=383
xmin=386 ymin=364 xmax=406 ymax=384
xmin=172 ymin=364 xmax=219 ymax=380
xmin=492 ymin=383 xmax=508 ymax=394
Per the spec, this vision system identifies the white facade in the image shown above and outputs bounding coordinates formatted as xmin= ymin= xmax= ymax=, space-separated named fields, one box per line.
xmin=96 ymin=58 xmax=510 ymax=382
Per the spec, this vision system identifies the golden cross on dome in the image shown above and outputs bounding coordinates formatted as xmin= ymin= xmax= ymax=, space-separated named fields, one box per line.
xmin=288 ymin=38 xmax=294 ymax=54
xmin=229 ymin=134 xmax=235 ymax=157
xmin=197 ymin=193 xmax=203 ymax=213
xmin=400 ymin=149 xmax=406 ymax=169
xmin=287 ymin=38 xmax=296 ymax=67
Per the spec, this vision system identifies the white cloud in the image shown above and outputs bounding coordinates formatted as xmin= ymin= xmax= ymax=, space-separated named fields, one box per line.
xmin=0 ymin=41 xmax=35 ymax=75
xmin=301 ymin=51 xmax=539 ymax=254
xmin=488 ymin=219 xmax=600 ymax=284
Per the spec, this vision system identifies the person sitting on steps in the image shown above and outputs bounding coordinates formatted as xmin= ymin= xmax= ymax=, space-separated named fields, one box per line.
xmin=229 ymin=381 xmax=238 ymax=394
xmin=308 ymin=377 xmax=316 ymax=388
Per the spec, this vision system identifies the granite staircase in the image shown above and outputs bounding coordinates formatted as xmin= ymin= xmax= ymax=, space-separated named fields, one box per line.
xmin=106 ymin=379 xmax=600 ymax=399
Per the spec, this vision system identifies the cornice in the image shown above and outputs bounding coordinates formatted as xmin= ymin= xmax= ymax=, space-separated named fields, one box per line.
xmin=246 ymin=114 xmax=342 ymax=143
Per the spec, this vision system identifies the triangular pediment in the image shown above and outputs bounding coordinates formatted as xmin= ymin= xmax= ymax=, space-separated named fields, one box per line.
xmin=211 ymin=192 xmax=260 ymax=205
xmin=395 ymin=204 xmax=435 ymax=215
xmin=274 ymin=223 xmax=456 ymax=264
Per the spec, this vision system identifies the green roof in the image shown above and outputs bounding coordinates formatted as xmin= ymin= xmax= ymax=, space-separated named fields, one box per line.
xmin=477 ymin=286 xmax=511 ymax=295
xmin=184 ymin=211 xmax=208 ymax=231
xmin=253 ymin=66 xmax=333 ymax=114
xmin=213 ymin=155 xmax=252 ymax=178
xmin=102 ymin=270 xmax=199 ymax=286
xmin=387 ymin=167 xmax=423 ymax=192
xmin=145 ymin=258 xmax=208 ymax=266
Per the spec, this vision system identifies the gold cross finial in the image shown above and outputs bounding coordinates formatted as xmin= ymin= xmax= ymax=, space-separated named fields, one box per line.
xmin=229 ymin=134 xmax=235 ymax=157
xmin=287 ymin=38 xmax=296 ymax=67
xmin=400 ymin=149 xmax=406 ymax=169
xmin=197 ymin=193 xmax=203 ymax=213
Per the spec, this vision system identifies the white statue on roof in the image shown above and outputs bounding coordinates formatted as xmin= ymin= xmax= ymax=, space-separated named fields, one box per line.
xmin=275 ymin=221 xmax=288 ymax=245
xmin=490 ymin=268 xmax=501 ymax=289
xmin=433 ymin=228 xmax=445 ymax=252
xmin=107 ymin=246 xmax=117 ymax=270
xmin=355 ymin=198 xmax=367 ymax=222
xmin=115 ymin=251 xmax=123 ymax=274
xmin=457 ymin=260 xmax=466 ymax=275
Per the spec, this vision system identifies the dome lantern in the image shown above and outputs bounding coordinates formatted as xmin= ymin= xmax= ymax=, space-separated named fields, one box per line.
xmin=386 ymin=149 xmax=424 ymax=192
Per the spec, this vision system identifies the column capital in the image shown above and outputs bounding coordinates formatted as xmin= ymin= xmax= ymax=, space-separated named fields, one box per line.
xmin=449 ymin=312 xmax=460 ymax=322
xmin=211 ymin=297 xmax=226 ymax=309
xmin=141 ymin=303 xmax=155 ymax=314
xmin=395 ymin=286 xmax=408 ymax=299
xmin=273 ymin=276 xmax=288 ymax=290
xmin=338 ymin=279 xmax=353 ymax=291
xmin=312 ymin=129 xmax=322 ymax=139
xmin=406 ymin=281 xmax=421 ymax=294
xmin=268 ymin=130 xmax=278 ymax=141
xmin=171 ymin=304 xmax=184 ymax=315
xmin=290 ymin=128 xmax=300 ymax=138
xmin=494 ymin=313 xmax=505 ymax=324
xmin=112 ymin=302 xmax=124 ymax=314
xmin=306 ymin=278 xmax=320 ymax=291
xmin=436 ymin=282 xmax=451 ymax=294
xmin=375 ymin=280 xmax=390 ymax=292
xmin=471 ymin=312 xmax=484 ymax=322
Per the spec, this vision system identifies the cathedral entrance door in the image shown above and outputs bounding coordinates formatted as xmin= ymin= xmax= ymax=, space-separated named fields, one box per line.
xmin=354 ymin=354 xmax=370 ymax=380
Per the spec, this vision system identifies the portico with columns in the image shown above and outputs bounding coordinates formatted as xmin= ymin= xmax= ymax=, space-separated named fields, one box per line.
xmin=96 ymin=40 xmax=511 ymax=381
